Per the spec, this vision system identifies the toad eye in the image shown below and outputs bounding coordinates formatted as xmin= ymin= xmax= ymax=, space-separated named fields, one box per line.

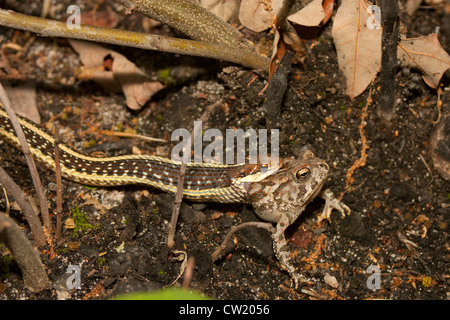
xmin=295 ymin=168 xmax=310 ymax=180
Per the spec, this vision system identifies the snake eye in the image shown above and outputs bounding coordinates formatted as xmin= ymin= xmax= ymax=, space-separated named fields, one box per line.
xmin=295 ymin=168 xmax=310 ymax=180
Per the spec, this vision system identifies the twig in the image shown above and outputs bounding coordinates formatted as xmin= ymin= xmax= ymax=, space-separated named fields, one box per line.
xmin=211 ymin=221 xmax=276 ymax=262
xmin=167 ymin=123 xmax=196 ymax=249
xmin=0 ymin=9 xmax=269 ymax=70
xmin=262 ymin=49 xmax=295 ymax=129
xmin=167 ymin=162 xmax=187 ymax=249
xmin=418 ymin=153 xmax=433 ymax=177
xmin=1 ymin=185 xmax=10 ymax=216
xmin=164 ymin=250 xmax=187 ymax=287
xmin=0 ymin=83 xmax=51 ymax=234
xmin=0 ymin=213 xmax=50 ymax=292
xmin=54 ymin=122 xmax=63 ymax=243
xmin=98 ymin=129 xmax=167 ymax=143
xmin=275 ymin=0 xmax=296 ymax=33
xmin=182 ymin=256 xmax=195 ymax=289
xmin=377 ymin=0 xmax=399 ymax=122
xmin=0 ymin=167 xmax=46 ymax=247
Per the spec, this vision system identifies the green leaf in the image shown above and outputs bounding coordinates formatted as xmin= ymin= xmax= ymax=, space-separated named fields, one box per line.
xmin=113 ymin=287 xmax=211 ymax=300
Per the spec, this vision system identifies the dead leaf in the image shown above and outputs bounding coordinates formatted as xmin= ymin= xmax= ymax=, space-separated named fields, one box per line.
xmin=425 ymin=0 xmax=444 ymax=4
xmin=287 ymin=0 xmax=325 ymax=27
xmin=267 ymin=28 xmax=285 ymax=83
xmin=77 ymin=66 xmax=122 ymax=93
xmin=3 ymin=81 xmax=40 ymax=124
xmin=322 ymin=0 xmax=335 ymax=25
xmin=239 ymin=0 xmax=283 ymax=32
xmin=200 ymin=0 xmax=239 ymax=22
xmin=64 ymin=218 xmax=76 ymax=230
xmin=405 ymin=0 xmax=423 ymax=16
xmin=80 ymin=6 xmax=119 ymax=28
xmin=331 ymin=0 xmax=382 ymax=99
xmin=397 ymin=34 xmax=450 ymax=88
xmin=69 ymin=40 xmax=164 ymax=110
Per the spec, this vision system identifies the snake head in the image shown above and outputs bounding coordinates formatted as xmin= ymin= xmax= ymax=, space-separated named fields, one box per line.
xmin=246 ymin=150 xmax=329 ymax=223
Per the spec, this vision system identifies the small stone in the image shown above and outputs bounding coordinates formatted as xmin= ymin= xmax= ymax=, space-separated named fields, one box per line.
xmin=324 ymin=273 xmax=339 ymax=289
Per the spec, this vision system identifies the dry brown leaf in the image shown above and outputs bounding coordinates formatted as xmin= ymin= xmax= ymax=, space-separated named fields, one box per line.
xmin=69 ymin=40 xmax=164 ymax=110
xmin=199 ymin=0 xmax=239 ymax=22
xmin=287 ymin=0 xmax=325 ymax=27
xmin=77 ymin=66 xmax=122 ymax=93
xmin=405 ymin=0 xmax=423 ymax=16
xmin=322 ymin=0 xmax=335 ymax=25
xmin=239 ymin=0 xmax=283 ymax=32
xmin=80 ymin=6 xmax=119 ymax=28
xmin=425 ymin=0 xmax=444 ymax=4
xmin=3 ymin=81 xmax=40 ymax=124
xmin=397 ymin=34 xmax=450 ymax=88
xmin=267 ymin=23 xmax=304 ymax=83
xmin=331 ymin=0 xmax=382 ymax=99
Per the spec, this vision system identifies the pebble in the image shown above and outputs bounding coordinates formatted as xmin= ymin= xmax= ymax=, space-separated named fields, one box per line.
xmin=324 ymin=273 xmax=339 ymax=289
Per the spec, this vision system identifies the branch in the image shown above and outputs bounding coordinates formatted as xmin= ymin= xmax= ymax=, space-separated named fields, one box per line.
xmin=211 ymin=221 xmax=276 ymax=262
xmin=117 ymin=0 xmax=253 ymax=50
xmin=262 ymin=49 xmax=295 ymax=129
xmin=0 ymin=214 xmax=50 ymax=292
xmin=0 ymin=83 xmax=52 ymax=235
xmin=0 ymin=9 xmax=269 ymax=70
xmin=0 ymin=166 xmax=47 ymax=247
xmin=377 ymin=0 xmax=399 ymax=122
xmin=167 ymin=162 xmax=187 ymax=249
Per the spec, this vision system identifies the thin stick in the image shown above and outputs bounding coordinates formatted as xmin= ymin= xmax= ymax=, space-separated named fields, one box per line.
xmin=182 ymin=256 xmax=195 ymax=289
xmin=377 ymin=0 xmax=399 ymax=122
xmin=98 ymin=129 xmax=167 ymax=143
xmin=0 ymin=213 xmax=50 ymax=292
xmin=1 ymin=185 xmax=10 ymax=216
xmin=54 ymin=122 xmax=63 ymax=243
xmin=0 ymin=166 xmax=47 ymax=247
xmin=167 ymin=161 xmax=187 ymax=249
xmin=0 ymin=84 xmax=51 ymax=234
xmin=211 ymin=221 xmax=276 ymax=262
xmin=167 ymin=124 xmax=195 ymax=249
xmin=275 ymin=0 xmax=296 ymax=33
xmin=0 ymin=9 xmax=269 ymax=70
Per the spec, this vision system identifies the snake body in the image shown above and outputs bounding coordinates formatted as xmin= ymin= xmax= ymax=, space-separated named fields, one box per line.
xmin=0 ymin=104 xmax=279 ymax=203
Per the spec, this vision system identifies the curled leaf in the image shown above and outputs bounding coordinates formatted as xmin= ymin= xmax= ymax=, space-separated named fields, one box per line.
xmin=398 ymin=34 xmax=450 ymax=88
xmin=69 ymin=40 xmax=164 ymax=110
xmin=200 ymin=0 xmax=239 ymax=22
xmin=287 ymin=0 xmax=325 ymax=27
xmin=239 ymin=0 xmax=283 ymax=32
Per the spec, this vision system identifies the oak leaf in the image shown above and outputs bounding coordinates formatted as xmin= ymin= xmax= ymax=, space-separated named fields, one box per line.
xmin=331 ymin=0 xmax=382 ymax=99
xmin=199 ymin=0 xmax=239 ymax=22
xmin=238 ymin=0 xmax=283 ymax=32
xmin=397 ymin=34 xmax=450 ymax=88
xmin=287 ymin=0 xmax=325 ymax=27
xmin=69 ymin=40 xmax=164 ymax=110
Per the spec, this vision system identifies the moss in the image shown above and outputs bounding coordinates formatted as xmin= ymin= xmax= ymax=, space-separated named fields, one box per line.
xmin=157 ymin=67 xmax=175 ymax=85
xmin=0 ymin=255 xmax=14 ymax=279
xmin=158 ymin=270 xmax=166 ymax=277
xmin=70 ymin=204 xmax=99 ymax=238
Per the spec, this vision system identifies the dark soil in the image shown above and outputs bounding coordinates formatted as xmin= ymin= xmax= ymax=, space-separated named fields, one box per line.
xmin=0 ymin=0 xmax=448 ymax=300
